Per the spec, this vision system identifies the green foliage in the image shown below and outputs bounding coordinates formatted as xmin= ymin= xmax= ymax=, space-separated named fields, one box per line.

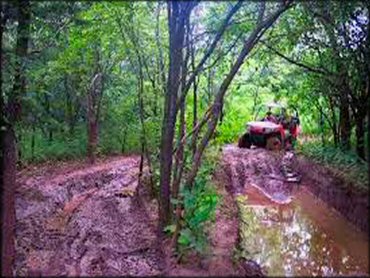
xmin=18 ymin=127 xmax=87 ymax=163
xmin=177 ymin=181 xmax=218 ymax=254
xmin=18 ymin=123 xmax=147 ymax=164
xmin=297 ymin=140 xmax=368 ymax=190
xmin=174 ymin=148 xmax=221 ymax=255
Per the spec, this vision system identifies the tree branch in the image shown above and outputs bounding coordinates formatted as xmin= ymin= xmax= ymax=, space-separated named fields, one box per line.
xmin=260 ymin=40 xmax=333 ymax=76
xmin=176 ymin=0 xmax=243 ymax=110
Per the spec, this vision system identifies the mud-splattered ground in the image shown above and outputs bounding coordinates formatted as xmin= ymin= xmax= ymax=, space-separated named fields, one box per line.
xmin=15 ymin=155 xmax=246 ymax=277
xmin=222 ymin=144 xmax=298 ymax=203
xmin=14 ymin=145 xmax=368 ymax=276
xmin=15 ymin=156 xmax=163 ymax=276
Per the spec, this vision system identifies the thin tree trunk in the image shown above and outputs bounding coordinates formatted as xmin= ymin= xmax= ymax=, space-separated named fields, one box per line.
xmin=31 ymin=126 xmax=35 ymax=161
xmin=328 ymin=95 xmax=339 ymax=146
xmin=137 ymin=64 xmax=154 ymax=196
xmin=355 ymin=116 xmax=365 ymax=160
xmin=116 ymin=11 xmax=155 ymax=196
xmin=2 ymin=128 xmax=17 ymax=277
xmin=17 ymin=131 xmax=22 ymax=164
xmin=1 ymin=1 xmax=31 ymax=276
xmin=190 ymin=26 xmax=198 ymax=157
xmin=339 ymin=91 xmax=351 ymax=150
xmin=48 ymin=129 xmax=53 ymax=143
xmin=87 ymin=118 xmax=98 ymax=164
xmin=65 ymin=75 xmax=75 ymax=136
xmin=185 ymin=2 xmax=290 ymax=188
xmin=172 ymin=14 xmax=191 ymax=202
xmin=155 ymin=2 xmax=166 ymax=95
xmin=87 ymin=70 xmax=103 ymax=164
xmin=367 ymin=102 xmax=370 ymax=186
xmin=366 ymin=1 xmax=370 ymax=186
xmin=159 ymin=2 xmax=189 ymax=231
xmin=192 ymin=81 xmax=198 ymax=157
xmin=121 ymin=129 xmax=127 ymax=154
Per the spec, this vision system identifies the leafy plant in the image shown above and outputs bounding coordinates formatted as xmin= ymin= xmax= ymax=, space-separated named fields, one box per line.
xmin=297 ymin=140 xmax=368 ymax=190
xmin=171 ymin=147 xmax=221 ymax=255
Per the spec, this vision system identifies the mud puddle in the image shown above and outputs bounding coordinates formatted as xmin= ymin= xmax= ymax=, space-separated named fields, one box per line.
xmin=237 ymin=185 xmax=369 ymax=276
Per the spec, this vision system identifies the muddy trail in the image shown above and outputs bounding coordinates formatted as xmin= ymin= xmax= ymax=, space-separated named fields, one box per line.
xmin=14 ymin=155 xmax=242 ymax=277
xmin=15 ymin=156 xmax=163 ymax=276
xmin=14 ymin=147 xmax=369 ymax=277
xmin=220 ymin=145 xmax=369 ymax=277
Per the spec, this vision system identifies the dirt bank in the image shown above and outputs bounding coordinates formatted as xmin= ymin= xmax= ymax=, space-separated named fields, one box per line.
xmin=294 ymin=156 xmax=369 ymax=233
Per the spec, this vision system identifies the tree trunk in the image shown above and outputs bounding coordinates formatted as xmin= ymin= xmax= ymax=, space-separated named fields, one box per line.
xmin=48 ymin=129 xmax=53 ymax=143
xmin=355 ymin=116 xmax=365 ymax=160
xmin=184 ymin=2 xmax=290 ymax=188
xmin=159 ymin=2 xmax=189 ymax=231
xmin=2 ymin=128 xmax=17 ymax=277
xmin=190 ymin=28 xmax=198 ymax=157
xmin=339 ymin=91 xmax=351 ymax=150
xmin=17 ymin=132 xmax=22 ymax=164
xmin=31 ymin=126 xmax=35 ymax=161
xmin=87 ymin=118 xmax=98 ymax=164
xmin=64 ymin=75 xmax=76 ymax=136
xmin=87 ymin=72 xmax=103 ymax=164
xmin=121 ymin=129 xmax=127 ymax=154
xmin=328 ymin=95 xmax=339 ymax=146
xmin=137 ymin=61 xmax=154 ymax=196
xmin=155 ymin=2 xmax=167 ymax=95
xmin=367 ymin=103 xmax=370 ymax=187
xmin=1 ymin=1 xmax=31 ymax=276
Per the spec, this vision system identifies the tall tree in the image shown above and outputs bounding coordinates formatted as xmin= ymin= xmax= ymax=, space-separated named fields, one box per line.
xmin=159 ymin=1 xmax=195 ymax=230
xmin=159 ymin=0 xmax=293 ymax=239
xmin=1 ymin=0 xmax=31 ymax=276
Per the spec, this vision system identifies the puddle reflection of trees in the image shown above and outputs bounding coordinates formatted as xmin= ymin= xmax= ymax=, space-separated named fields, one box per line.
xmin=237 ymin=196 xmax=361 ymax=276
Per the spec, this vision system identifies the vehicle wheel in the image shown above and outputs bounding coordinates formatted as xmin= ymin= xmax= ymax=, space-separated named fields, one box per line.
xmin=238 ymin=133 xmax=251 ymax=148
xmin=266 ymin=136 xmax=282 ymax=151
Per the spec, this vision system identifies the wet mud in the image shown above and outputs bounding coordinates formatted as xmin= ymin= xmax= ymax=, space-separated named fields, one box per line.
xmin=221 ymin=145 xmax=369 ymax=277
xmin=15 ymin=156 xmax=163 ymax=276
xmin=294 ymin=156 xmax=369 ymax=233
xmin=14 ymin=146 xmax=369 ymax=277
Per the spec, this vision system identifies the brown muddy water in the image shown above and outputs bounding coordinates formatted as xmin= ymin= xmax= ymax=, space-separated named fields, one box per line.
xmin=237 ymin=185 xmax=369 ymax=277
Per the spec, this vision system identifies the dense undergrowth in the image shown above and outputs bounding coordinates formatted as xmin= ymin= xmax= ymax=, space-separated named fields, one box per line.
xmin=164 ymin=147 xmax=221 ymax=257
xmin=17 ymin=123 xmax=154 ymax=164
xmin=297 ymin=140 xmax=368 ymax=191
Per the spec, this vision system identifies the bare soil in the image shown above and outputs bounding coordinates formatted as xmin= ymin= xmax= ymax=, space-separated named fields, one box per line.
xmin=15 ymin=156 xmax=164 ymax=276
xmin=15 ymin=154 xmax=250 ymax=277
xmin=14 ymin=144 xmax=368 ymax=276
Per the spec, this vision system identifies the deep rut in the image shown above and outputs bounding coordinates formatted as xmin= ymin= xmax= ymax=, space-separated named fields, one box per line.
xmin=15 ymin=156 xmax=163 ymax=276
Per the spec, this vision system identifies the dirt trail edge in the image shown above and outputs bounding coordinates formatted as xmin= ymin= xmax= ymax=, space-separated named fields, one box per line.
xmin=15 ymin=156 xmax=164 ymax=276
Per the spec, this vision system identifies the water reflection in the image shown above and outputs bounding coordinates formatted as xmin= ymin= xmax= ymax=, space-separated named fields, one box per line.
xmin=237 ymin=191 xmax=368 ymax=276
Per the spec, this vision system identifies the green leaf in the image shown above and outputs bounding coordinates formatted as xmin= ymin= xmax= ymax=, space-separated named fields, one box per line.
xmin=178 ymin=228 xmax=192 ymax=246
xmin=163 ymin=224 xmax=176 ymax=234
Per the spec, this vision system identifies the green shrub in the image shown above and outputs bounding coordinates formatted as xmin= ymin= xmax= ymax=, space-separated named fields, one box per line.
xmin=297 ymin=139 xmax=368 ymax=190
xmin=166 ymin=147 xmax=221 ymax=256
